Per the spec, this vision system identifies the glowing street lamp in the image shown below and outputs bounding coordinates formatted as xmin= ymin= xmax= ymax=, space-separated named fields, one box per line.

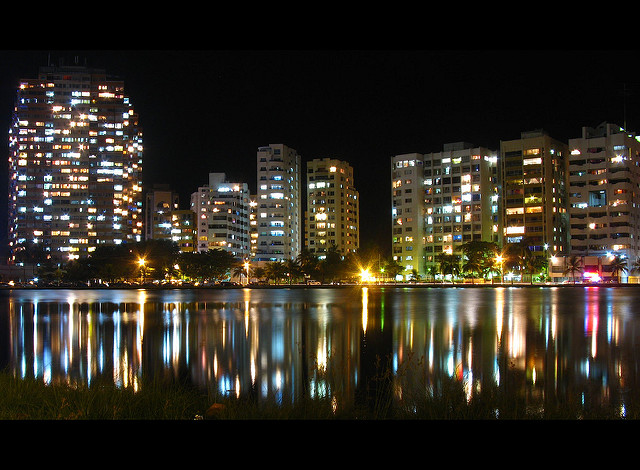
xmin=359 ymin=268 xmax=373 ymax=284
xmin=138 ymin=257 xmax=146 ymax=284
xmin=244 ymin=260 xmax=250 ymax=285
xmin=495 ymin=255 xmax=504 ymax=284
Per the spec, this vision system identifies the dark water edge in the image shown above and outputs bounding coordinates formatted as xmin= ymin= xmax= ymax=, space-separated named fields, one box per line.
xmin=1 ymin=285 xmax=640 ymax=420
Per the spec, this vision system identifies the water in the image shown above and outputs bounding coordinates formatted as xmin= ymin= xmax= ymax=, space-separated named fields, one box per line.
xmin=2 ymin=285 xmax=640 ymax=416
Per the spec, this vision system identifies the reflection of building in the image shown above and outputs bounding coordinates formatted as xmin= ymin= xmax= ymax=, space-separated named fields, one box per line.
xmin=191 ymin=173 xmax=250 ymax=258
xmin=255 ymin=144 xmax=302 ymax=262
xmin=499 ymin=130 xmax=569 ymax=256
xmin=8 ymin=60 xmax=144 ymax=263
xmin=567 ymin=122 xmax=640 ymax=262
xmin=391 ymin=143 xmax=499 ymax=279
xmin=306 ymin=158 xmax=359 ymax=257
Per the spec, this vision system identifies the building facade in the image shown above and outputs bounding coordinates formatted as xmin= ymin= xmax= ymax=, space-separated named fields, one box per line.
xmin=499 ymin=130 xmax=569 ymax=256
xmin=8 ymin=62 xmax=143 ymax=263
xmin=169 ymin=209 xmax=196 ymax=253
xmin=567 ymin=122 xmax=640 ymax=261
xmin=305 ymin=158 xmax=359 ymax=257
xmin=255 ymin=144 xmax=301 ymax=262
xmin=391 ymin=143 xmax=499 ymax=280
xmin=144 ymin=184 xmax=179 ymax=241
xmin=190 ymin=173 xmax=250 ymax=258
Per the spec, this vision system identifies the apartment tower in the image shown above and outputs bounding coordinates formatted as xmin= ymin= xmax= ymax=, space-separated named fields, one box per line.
xmin=499 ymin=130 xmax=569 ymax=256
xmin=8 ymin=60 xmax=143 ymax=263
xmin=567 ymin=122 xmax=640 ymax=261
xmin=144 ymin=184 xmax=179 ymax=241
xmin=305 ymin=157 xmax=359 ymax=257
xmin=255 ymin=144 xmax=301 ymax=262
xmin=391 ymin=143 xmax=499 ymax=280
xmin=190 ymin=173 xmax=250 ymax=258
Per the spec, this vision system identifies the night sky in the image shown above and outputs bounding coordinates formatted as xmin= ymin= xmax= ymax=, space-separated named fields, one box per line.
xmin=0 ymin=49 xmax=638 ymax=257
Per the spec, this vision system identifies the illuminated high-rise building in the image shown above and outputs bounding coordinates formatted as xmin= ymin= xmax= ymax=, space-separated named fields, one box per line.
xmin=190 ymin=172 xmax=250 ymax=258
xmin=7 ymin=60 xmax=144 ymax=263
xmin=305 ymin=157 xmax=359 ymax=257
xmin=499 ymin=130 xmax=569 ymax=255
xmin=391 ymin=143 xmax=499 ymax=280
xmin=255 ymin=144 xmax=301 ymax=262
xmin=144 ymin=184 xmax=179 ymax=241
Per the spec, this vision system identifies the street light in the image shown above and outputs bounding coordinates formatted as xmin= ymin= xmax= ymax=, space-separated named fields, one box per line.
xmin=244 ymin=260 xmax=250 ymax=285
xmin=495 ymin=255 xmax=504 ymax=284
xmin=138 ymin=257 xmax=146 ymax=284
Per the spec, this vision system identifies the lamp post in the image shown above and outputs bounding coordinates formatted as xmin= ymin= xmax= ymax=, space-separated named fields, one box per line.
xmin=496 ymin=255 xmax=504 ymax=284
xmin=244 ymin=260 xmax=250 ymax=285
xmin=138 ymin=258 xmax=146 ymax=284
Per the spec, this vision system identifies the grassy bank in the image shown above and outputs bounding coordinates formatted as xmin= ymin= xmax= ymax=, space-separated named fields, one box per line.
xmin=0 ymin=372 xmax=635 ymax=420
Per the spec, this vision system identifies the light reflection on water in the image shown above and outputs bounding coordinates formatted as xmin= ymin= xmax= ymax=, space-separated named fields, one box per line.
xmin=1 ymin=285 xmax=639 ymax=413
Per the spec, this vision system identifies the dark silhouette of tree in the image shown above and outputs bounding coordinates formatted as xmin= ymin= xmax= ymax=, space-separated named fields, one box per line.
xmin=563 ymin=255 xmax=584 ymax=284
xmin=609 ymin=255 xmax=628 ymax=283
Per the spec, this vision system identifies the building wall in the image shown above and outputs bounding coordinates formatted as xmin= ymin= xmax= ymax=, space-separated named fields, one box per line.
xmin=8 ymin=63 xmax=143 ymax=263
xmin=170 ymin=209 xmax=196 ymax=253
xmin=255 ymin=144 xmax=301 ymax=262
xmin=144 ymin=185 xmax=179 ymax=241
xmin=567 ymin=122 xmax=640 ymax=261
xmin=190 ymin=173 xmax=250 ymax=258
xmin=499 ymin=130 xmax=569 ymax=255
xmin=391 ymin=143 xmax=498 ymax=279
xmin=305 ymin=157 xmax=359 ymax=257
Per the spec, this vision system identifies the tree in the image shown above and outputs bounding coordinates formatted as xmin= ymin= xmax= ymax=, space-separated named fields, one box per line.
xmin=382 ymin=258 xmax=404 ymax=282
xmin=435 ymin=252 xmax=461 ymax=281
xmin=317 ymin=245 xmax=343 ymax=283
xmin=283 ymin=259 xmax=302 ymax=284
xmin=630 ymin=257 xmax=640 ymax=278
xmin=252 ymin=266 xmax=267 ymax=283
xmin=563 ymin=255 xmax=584 ymax=284
xmin=522 ymin=251 xmax=547 ymax=284
xmin=609 ymin=255 xmax=628 ymax=283
xmin=264 ymin=261 xmax=286 ymax=284
xmin=296 ymin=249 xmax=319 ymax=280
xmin=459 ymin=241 xmax=500 ymax=279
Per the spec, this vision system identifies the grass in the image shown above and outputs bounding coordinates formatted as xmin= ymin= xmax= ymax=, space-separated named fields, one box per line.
xmin=0 ymin=369 xmax=635 ymax=420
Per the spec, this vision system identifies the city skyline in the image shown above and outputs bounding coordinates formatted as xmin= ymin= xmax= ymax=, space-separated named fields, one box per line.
xmin=1 ymin=49 xmax=637 ymax=257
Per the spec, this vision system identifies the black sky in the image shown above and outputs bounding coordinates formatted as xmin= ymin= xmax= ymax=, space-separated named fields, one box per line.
xmin=1 ymin=49 xmax=638 ymax=256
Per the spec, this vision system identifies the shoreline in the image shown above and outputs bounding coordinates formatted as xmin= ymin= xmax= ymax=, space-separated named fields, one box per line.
xmin=2 ymin=282 xmax=639 ymax=290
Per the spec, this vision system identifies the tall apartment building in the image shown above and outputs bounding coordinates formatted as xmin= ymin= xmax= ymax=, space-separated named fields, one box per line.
xmin=190 ymin=173 xmax=250 ymax=258
xmin=144 ymin=184 xmax=179 ymax=241
xmin=169 ymin=210 xmax=196 ymax=253
xmin=499 ymin=130 xmax=569 ymax=255
xmin=391 ymin=143 xmax=499 ymax=279
xmin=567 ymin=122 xmax=640 ymax=261
xmin=305 ymin=158 xmax=359 ymax=257
xmin=255 ymin=144 xmax=301 ymax=262
xmin=8 ymin=61 xmax=143 ymax=263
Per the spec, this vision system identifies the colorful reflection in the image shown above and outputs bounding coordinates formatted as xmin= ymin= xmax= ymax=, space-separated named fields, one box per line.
xmin=1 ymin=285 xmax=639 ymax=415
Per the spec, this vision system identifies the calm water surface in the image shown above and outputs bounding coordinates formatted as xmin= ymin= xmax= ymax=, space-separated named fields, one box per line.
xmin=2 ymin=285 xmax=639 ymax=415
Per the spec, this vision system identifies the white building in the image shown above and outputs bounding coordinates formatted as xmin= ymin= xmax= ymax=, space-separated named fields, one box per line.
xmin=567 ymin=122 xmax=640 ymax=262
xmin=8 ymin=61 xmax=144 ymax=263
xmin=255 ymin=144 xmax=302 ymax=262
xmin=391 ymin=143 xmax=499 ymax=280
xmin=190 ymin=173 xmax=250 ymax=258
xmin=305 ymin=157 xmax=359 ymax=257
